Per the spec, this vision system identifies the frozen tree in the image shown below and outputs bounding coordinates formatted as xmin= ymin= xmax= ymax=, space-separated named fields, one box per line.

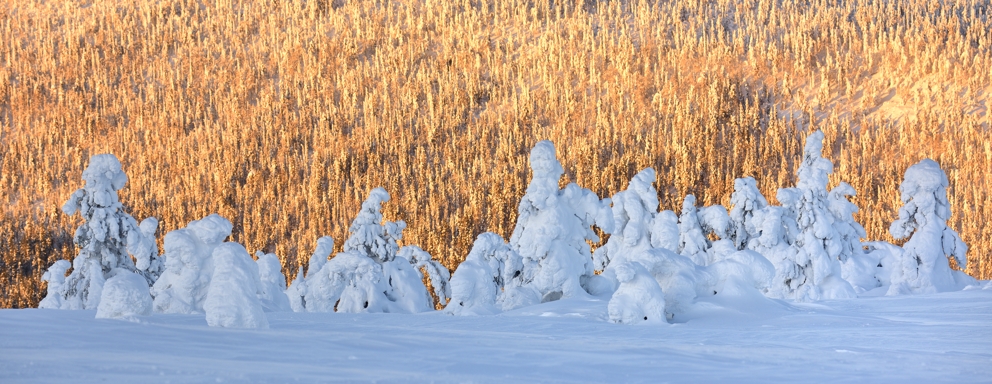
xmin=650 ymin=210 xmax=680 ymax=253
xmin=95 ymin=271 xmax=153 ymax=320
xmin=608 ymin=262 xmax=667 ymax=325
xmin=204 ymin=243 xmax=269 ymax=329
xmin=343 ymin=188 xmax=405 ymax=264
xmin=699 ymin=205 xmax=733 ymax=264
xmin=151 ymin=214 xmax=233 ymax=314
xmin=828 ymin=183 xmax=878 ymax=292
xmin=608 ymin=247 xmax=701 ymax=320
xmin=677 ymin=195 xmax=710 ymax=266
xmin=255 ymin=251 xmax=292 ymax=312
xmin=38 ymin=260 xmax=71 ymax=309
xmin=40 ymin=154 xmax=159 ymax=310
xmin=509 ymin=141 xmax=613 ymax=303
xmin=397 ymin=245 xmax=452 ymax=309
xmin=285 ymin=236 xmax=334 ymax=312
xmin=304 ymin=188 xmax=441 ymax=313
xmin=772 ymin=131 xmax=855 ymax=302
xmin=593 ymin=168 xmax=660 ymax=272
xmin=887 ymin=159 xmax=976 ymax=294
xmin=728 ymin=177 xmax=768 ymax=250
xmin=446 ymin=232 xmax=532 ymax=315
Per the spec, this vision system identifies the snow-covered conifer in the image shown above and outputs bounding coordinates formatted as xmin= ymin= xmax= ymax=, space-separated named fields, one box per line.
xmin=828 ymin=183 xmax=879 ymax=292
xmin=887 ymin=159 xmax=976 ymax=294
xmin=285 ymin=236 xmax=334 ymax=312
xmin=446 ymin=232 xmax=531 ymax=315
xmin=343 ymin=188 xmax=405 ymax=263
xmin=397 ymin=245 xmax=451 ymax=309
xmin=95 ymin=271 xmax=153 ymax=320
xmin=650 ymin=210 xmax=680 ymax=253
xmin=728 ymin=177 xmax=768 ymax=250
xmin=304 ymin=188 xmax=440 ymax=313
xmin=150 ymin=214 xmax=233 ymax=314
xmin=255 ymin=251 xmax=292 ymax=312
xmin=40 ymin=154 xmax=159 ymax=310
xmin=677 ymin=195 xmax=710 ymax=266
xmin=593 ymin=168 xmax=659 ymax=272
xmin=509 ymin=141 xmax=613 ymax=302
xmin=608 ymin=262 xmax=667 ymax=325
xmin=204 ymin=243 xmax=269 ymax=329
xmin=773 ymin=131 xmax=855 ymax=302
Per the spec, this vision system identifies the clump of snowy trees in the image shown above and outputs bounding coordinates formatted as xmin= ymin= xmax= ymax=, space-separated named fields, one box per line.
xmin=41 ymin=133 xmax=979 ymax=327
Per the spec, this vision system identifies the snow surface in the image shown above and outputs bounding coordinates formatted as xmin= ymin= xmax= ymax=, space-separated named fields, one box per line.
xmin=3 ymin=287 xmax=991 ymax=382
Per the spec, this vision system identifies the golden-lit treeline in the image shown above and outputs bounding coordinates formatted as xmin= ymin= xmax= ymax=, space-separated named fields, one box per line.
xmin=1 ymin=0 xmax=989 ymax=308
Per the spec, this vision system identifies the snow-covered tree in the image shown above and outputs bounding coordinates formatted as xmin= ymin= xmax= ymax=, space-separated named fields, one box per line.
xmin=828 ymin=183 xmax=879 ymax=292
xmin=255 ymin=251 xmax=292 ymax=312
xmin=446 ymin=232 xmax=532 ymax=315
xmin=397 ymin=245 xmax=452 ymax=309
xmin=650 ymin=210 xmax=680 ymax=253
xmin=285 ymin=236 xmax=335 ymax=312
xmin=886 ymin=159 xmax=976 ymax=294
xmin=593 ymin=168 xmax=660 ymax=272
xmin=204 ymin=243 xmax=269 ymax=329
xmin=677 ymin=195 xmax=709 ymax=265
xmin=509 ymin=141 xmax=613 ymax=302
xmin=150 ymin=214 xmax=233 ymax=314
xmin=607 ymin=262 xmax=667 ymax=325
xmin=40 ymin=154 xmax=159 ymax=310
xmin=728 ymin=177 xmax=768 ymax=250
xmin=303 ymin=188 xmax=443 ymax=313
xmin=772 ymin=131 xmax=855 ymax=302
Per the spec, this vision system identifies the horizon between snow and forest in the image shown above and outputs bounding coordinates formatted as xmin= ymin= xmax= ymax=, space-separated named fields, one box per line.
xmin=2 ymin=129 xmax=990 ymax=382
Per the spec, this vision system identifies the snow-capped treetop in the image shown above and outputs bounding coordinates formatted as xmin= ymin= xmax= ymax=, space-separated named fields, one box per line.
xmin=62 ymin=154 xmax=129 ymax=213
xmin=186 ymin=214 xmax=233 ymax=246
xmin=397 ymin=245 xmax=452 ymax=308
xmin=796 ymin=130 xmax=833 ymax=192
xmin=729 ymin=177 xmax=768 ymax=250
xmin=343 ymin=188 xmax=406 ymax=264
xmin=890 ymin=159 xmax=967 ymax=268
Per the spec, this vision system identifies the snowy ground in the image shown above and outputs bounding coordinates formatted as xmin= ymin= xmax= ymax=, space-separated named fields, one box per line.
xmin=3 ymin=287 xmax=992 ymax=383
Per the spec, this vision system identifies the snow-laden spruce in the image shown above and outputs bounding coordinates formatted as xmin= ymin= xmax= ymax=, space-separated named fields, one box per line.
xmin=677 ymin=195 xmax=733 ymax=266
xmin=300 ymin=188 xmax=449 ymax=313
xmin=150 ymin=214 xmax=234 ymax=314
xmin=765 ymin=131 xmax=855 ymax=302
xmin=728 ymin=177 xmax=768 ymax=251
xmin=446 ymin=232 xmax=531 ymax=315
xmin=204 ymin=243 xmax=269 ymax=329
xmin=830 ymin=183 xmax=881 ymax=293
xmin=255 ymin=251 xmax=292 ymax=312
xmin=39 ymin=154 xmax=160 ymax=310
xmin=593 ymin=168 xmax=662 ymax=272
xmin=509 ymin=141 xmax=614 ymax=302
xmin=885 ymin=159 xmax=976 ymax=294
xmin=285 ymin=236 xmax=335 ymax=312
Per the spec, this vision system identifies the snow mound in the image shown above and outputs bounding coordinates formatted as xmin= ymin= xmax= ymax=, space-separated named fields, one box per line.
xmin=95 ymin=271 xmax=153 ymax=320
xmin=608 ymin=262 xmax=667 ymax=325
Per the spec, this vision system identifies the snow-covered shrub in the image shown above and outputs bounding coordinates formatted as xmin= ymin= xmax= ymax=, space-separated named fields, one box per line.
xmin=886 ymin=159 xmax=976 ymax=294
xmin=593 ymin=168 xmax=659 ymax=272
xmin=255 ymin=251 xmax=291 ymax=312
xmin=608 ymin=262 xmax=667 ymax=325
xmin=304 ymin=188 xmax=442 ymax=313
xmin=703 ymin=250 xmax=775 ymax=297
xmin=95 ymin=271 xmax=153 ymax=320
xmin=677 ymin=195 xmax=710 ymax=266
xmin=397 ymin=245 xmax=452 ymax=309
xmin=728 ymin=177 xmax=768 ymax=250
xmin=40 ymin=154 xmax=160 ymax=310
xmin=446 ymin=232 xmax=533 ymax=315
xmin=768 ymin=131 xmax=855 ymax=302
xmin=204 ymin=243 xmax=269 ymax=329
xmin=150 ymin=214 xmax=233 ymax=314
xmin=612 ymin=248 xmax=702 ymax=320
xmin=509 ymin=141 xmax=613 ymax=303
xmin=38 ymin=260 xmax=71 ymax=310
xmin=285 ymin=236 xmax=335 ymax=312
